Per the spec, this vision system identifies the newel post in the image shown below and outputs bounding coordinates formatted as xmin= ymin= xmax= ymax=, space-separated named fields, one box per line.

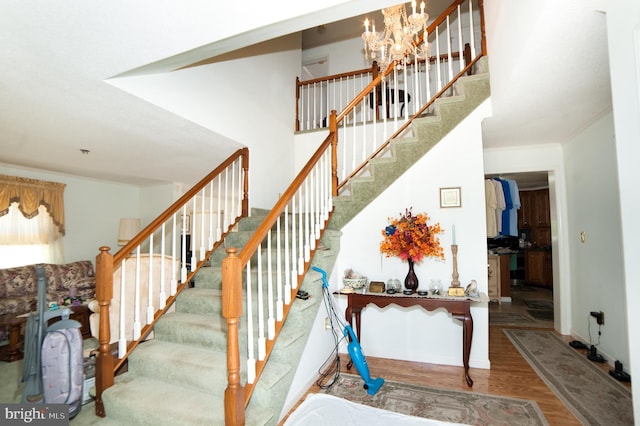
xmin=222 ymin=247 xmax=245 ymax=426
xmin=95 ymin=246 xmax=114 ymax=417
xmin=329 ymin=110 xmax=338 ymax=196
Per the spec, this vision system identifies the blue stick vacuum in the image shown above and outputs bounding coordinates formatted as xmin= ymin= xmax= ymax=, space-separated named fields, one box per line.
xmin=313 ymin=266 xmax=384 ymax=395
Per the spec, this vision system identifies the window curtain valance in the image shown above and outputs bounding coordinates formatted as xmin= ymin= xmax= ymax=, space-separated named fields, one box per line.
xmin=0 ymin=174 xmax=66 ymax=235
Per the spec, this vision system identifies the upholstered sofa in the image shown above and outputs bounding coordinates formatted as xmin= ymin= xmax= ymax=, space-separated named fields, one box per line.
xmin=0 ymin=260 xmax=96 ymax=317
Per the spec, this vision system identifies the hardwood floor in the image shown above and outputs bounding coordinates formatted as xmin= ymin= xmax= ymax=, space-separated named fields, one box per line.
xmin=280 ymin=284 xmax=631 ymax=425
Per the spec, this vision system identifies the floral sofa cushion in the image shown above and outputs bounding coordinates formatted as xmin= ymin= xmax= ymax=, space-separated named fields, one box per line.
xmin=0 ymin=261 xmax=96 ymax=316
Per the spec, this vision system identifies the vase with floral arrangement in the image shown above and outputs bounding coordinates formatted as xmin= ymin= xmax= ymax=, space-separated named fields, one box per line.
xmin=380 ymin=208 xmax=445 ymax=293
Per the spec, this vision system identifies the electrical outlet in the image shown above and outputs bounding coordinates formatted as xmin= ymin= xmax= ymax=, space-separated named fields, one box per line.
xmin=590 ymin=311 xmax=605 ymax=325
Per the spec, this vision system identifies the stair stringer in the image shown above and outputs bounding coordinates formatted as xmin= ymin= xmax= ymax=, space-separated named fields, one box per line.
xmin=245 ymin=228 xmax=342 ymax=424
xmin=328 ymin=68 xmax=490 ymax=231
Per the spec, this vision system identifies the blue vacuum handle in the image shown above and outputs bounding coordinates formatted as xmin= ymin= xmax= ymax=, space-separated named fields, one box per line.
xmin=312 ymin=266 xmax=329 ymax=288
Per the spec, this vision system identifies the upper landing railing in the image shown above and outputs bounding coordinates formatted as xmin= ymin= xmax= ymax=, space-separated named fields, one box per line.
xmin=296 ymin=0 xmax=486 ymax=195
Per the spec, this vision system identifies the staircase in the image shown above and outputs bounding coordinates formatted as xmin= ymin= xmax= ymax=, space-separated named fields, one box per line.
xmin=99 ymin=210 xmax=343 ymax=425
xmin=97 ymin=58 xmax=489 ymax=425
xmin=329 ymin=58 xmax=490 ymax=230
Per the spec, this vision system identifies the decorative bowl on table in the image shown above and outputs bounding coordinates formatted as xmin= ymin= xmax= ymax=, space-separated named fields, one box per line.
xmin=343 ymin=277 xmax=368 ymax=290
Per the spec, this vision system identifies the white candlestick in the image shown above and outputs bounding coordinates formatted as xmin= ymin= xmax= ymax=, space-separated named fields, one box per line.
xmin=452 ymin=225 xmax=456 ymax=245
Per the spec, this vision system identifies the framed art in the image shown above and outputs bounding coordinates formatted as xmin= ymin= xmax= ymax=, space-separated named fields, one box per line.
xmin=440 ymin=187 xmax=461 ymax=208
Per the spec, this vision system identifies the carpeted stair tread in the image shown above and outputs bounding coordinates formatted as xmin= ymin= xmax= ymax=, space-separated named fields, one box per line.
xmin=176 ymin=287 xmax=222 ymax=314
xmin=102 ymin=375 xmax=225 ymax=425
xmin=127 ymin=340 xmax=228 ymax=395
xmin=153 ymin=311 xmax=225 ymax=350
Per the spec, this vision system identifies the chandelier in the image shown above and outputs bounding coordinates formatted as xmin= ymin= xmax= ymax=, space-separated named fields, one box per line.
xmin=362 ymin=1 xmax=430 ymax=69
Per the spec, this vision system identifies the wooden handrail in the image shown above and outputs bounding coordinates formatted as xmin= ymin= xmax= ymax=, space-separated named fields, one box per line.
xmin=296 ymin=65 xmax=378 ymax=87
xmin=94 ymin=148 xmax=249 ymax=417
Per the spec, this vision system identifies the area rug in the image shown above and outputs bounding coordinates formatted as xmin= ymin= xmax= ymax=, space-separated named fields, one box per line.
xmin=524 ymin=300 xmax=554 ymax=310
xmin=322 ymin=373 xmax=548 ymax=426
xmin=489 ymin=312 xmax=553 ymax=328
xmin=526 ymin=310 xmax=553 ymax=321
xmin=285 ymin=393 xmax=464 ymax=425
xmin=504 ymin=329 xmax=634 ymax=425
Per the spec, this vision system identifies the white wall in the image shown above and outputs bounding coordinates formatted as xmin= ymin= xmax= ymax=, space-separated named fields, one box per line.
xmin=604 ymin=0 xmax=640 ymax=418
xmin=562 ymin=111 xmax=628 ymax=365
xmin=303 ymin=37 xmax=371 ymax=76
xmin=291 ymin=100 xmax=491 ymax=372
xmin=109 ymin=35 xmax=303 ymax=210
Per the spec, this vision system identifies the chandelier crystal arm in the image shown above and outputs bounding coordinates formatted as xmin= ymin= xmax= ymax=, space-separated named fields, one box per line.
xmin=362 ymin=1 xmax=429 ymax=70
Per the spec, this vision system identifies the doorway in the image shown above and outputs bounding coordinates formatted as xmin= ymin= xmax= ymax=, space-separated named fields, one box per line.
xmin=485 ymin=172 xmax=555 ymax=328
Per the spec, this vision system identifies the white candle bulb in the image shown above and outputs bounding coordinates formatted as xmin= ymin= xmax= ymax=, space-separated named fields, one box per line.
xmin=453 ymin=225 xmax=456 ymax=245
xmin=365 ymin=18 xmax=369 ymax=34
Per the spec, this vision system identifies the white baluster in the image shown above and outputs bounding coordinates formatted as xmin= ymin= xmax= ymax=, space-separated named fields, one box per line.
xmin=190 ymin=197 xmax=197 ymax=270
xmin=171 ymin=214 xmax=177 ymax=296
xmin=291 ymin=195 xmax=298 ymax=288
xmin=267 ymin=230 xmax=275 ymax=339
xmin=224 ymin=168 xmax=229 ymax=232
xmin=246 ymin=261 xmax=256 ymax=383
xmin=436 ymin=26 xmax=442 ymax=91
xmin=133 ymin=247 xmax=141 ymax=341
xmin=276 ymin=217 xmax=283 ymax=320
xmin=257 ymin=244 xmax=266 ymax=361
xmin=447 ymin=16 xmax=453 ymax=84
xmin=209 ymin=180 xmax=214 ymax=251
xmin=118 ymin=260 xmax=127 ymax=359
xmin=147 ymin=235 xmax=154 ymax=324
xmin=200 ymin=189 xmax=206 ymax=260
xmin=181 ymin=206 xmax=188 ymax=283
xmin=217 ymin=177 xmax=222 ymax=241
xmin=457 ymin=5 xmax=464 ymax=74
xmin=284 ymin=205 xmax=291 ymax=304
xmin=159 ymin=223 xmax=166 ymax=309
xmin=231 ymin=160 xmax=236 ymax=222
xmin=304 ymin=179 xmax=311 ymax=262
xmin=298 ymin=188 xmax=304 ymax=274
xmin=469 ymin=0 xmax=476 ymax=58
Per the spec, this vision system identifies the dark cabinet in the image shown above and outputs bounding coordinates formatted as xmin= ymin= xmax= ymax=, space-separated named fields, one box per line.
xmin=517 ymin=191 xmax=533 ymax=230
xmin=525 ymin=250 xmax=553 ymax=288
xmin=534 ymin=189 xmax=550 ymax=226
xmin=519 ymin=188 xmax=551 ymax=247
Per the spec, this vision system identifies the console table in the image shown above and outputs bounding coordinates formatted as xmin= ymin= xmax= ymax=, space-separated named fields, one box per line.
xmin=341 ymin=292 xmax=483 ymax=387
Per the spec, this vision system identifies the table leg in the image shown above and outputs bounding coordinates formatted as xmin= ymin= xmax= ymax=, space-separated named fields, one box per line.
xmin=5 ymin=322 xmax=24 ymax=362
xmin=453 ymin=311 xmax=474 ymax=387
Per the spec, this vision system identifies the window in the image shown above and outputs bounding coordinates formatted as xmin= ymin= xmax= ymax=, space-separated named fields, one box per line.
xmin=0 ymin=174 xmax=66 ymax=268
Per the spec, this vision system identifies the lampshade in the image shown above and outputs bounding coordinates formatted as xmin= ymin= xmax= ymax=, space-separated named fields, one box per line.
xmin=118 ymin=218 xmax=141 ymax=246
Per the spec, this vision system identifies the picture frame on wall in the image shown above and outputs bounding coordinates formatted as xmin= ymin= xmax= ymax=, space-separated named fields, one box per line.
xmin=440 ymin=187 xmax=462 ymax=208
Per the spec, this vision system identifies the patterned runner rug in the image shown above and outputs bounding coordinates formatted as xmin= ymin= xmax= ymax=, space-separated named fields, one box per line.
xmin=322 ymin=374 xmax=548 ymax=426
xmin=489 ymin=312 xmax=553 ymax=328
xmin=504 ymin=329 xmax=634 ymax=425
